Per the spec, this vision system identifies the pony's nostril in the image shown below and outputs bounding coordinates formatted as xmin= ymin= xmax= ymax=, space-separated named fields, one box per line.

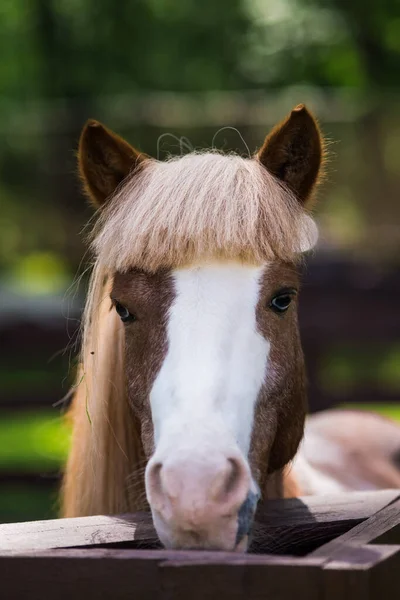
xmin=214 ymin=456 xmax=250 ymax=509
xmin=225 ymin=458 xmax=241 ymax=495
xmin=147 ymin=461 xmax=163 ymax=505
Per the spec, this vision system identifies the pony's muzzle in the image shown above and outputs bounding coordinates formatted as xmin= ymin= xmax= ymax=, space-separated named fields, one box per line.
xmin=146 ymin=452 xmax=252 ymax=551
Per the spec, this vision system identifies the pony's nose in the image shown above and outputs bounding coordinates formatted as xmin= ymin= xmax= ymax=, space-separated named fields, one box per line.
xmin=146 ymin=453 xmax=251 ymax=530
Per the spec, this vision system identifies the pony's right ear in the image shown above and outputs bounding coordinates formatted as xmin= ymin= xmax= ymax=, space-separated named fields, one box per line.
xmin=257 ymin=105 xmax=323 ymax=206
xmin=78 ymin=120 xmax=146 ymax=207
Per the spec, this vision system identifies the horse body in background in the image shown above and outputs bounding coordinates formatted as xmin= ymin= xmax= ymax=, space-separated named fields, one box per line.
xmin=62 ymin=106 xmax=400 ymax=552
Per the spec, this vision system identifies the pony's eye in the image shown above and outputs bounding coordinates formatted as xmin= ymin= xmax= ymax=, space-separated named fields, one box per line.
xmin=114 ymin=301 xmax=136 ymax=323
xmin=269 ymin=289 xmax=296 ymax=314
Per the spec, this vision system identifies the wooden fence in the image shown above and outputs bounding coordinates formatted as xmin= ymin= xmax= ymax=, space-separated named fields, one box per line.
xmin=0 ymin=489 xmax=399 ymax=599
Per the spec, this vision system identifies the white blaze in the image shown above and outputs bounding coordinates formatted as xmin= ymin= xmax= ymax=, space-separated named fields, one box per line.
xmin=150 ymin=262 xmax=269 ymax=462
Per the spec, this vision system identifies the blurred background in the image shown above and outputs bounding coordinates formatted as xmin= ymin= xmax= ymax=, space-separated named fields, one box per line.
xmin=0 ymin=0 xmax=400 ymax=523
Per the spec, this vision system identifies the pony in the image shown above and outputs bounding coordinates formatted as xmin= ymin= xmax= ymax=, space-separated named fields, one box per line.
xmin=62 ymin=105 xmax=400 ymax=552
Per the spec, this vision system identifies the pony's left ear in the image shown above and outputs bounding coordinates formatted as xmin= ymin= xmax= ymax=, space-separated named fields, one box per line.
xmin=257 ymin=105 xmax=324 ymax=206
xmin=78 ymin=120 xmax=146 ymax=207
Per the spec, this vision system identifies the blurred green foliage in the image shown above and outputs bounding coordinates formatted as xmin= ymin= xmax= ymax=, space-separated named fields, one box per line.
xmin=0 ymin=0 xmax=399 ymax=274
xmin=0 ymin=0 xmax=251 ymax=99
xmin=342 ymin=404 xmax=400 ymax=422
xmin=247 ymin=0 xmax=400 ymax=88
xmin=6 ymin=252 xmax=70 ymax=295
xmin=0 ymin=0 xmax=399 ymax=276
xmin=1 ymin=0 xmax=399 ymax=99
xmin=0 ymin=411 xmax=70 ymax=471
xmin=320 ymin=344 xmax=400 ymax=392
xmin=0 ymin=486 xmax=58 ymax=523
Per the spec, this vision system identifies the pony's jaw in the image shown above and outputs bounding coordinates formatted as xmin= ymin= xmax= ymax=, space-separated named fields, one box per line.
xmin=146 ymin=262 xmax=269 ymax=551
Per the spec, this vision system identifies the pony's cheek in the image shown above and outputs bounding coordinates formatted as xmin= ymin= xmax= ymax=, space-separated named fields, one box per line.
xmin=127 ymin=394 xmax=155 ymax=459
xmin=140 ymin=416 xmax=155 ymax=459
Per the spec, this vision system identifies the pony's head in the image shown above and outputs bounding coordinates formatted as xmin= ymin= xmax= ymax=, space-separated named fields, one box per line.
xmin=70 ymin=105 xmax=324 ymax=551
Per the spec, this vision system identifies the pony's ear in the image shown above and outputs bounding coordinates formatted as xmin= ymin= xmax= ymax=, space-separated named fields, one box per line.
xmin=78 ymin=120 xmax=146 ymax=207
xmin=257 ymin=105 xmax=323 ymax=206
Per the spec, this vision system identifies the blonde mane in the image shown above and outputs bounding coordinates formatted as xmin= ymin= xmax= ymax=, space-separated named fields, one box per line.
xmin=62 ymin=263 xmax=146 ymax=516
xmin=62 ymin=151 xmax=316 ymax=517
xmin=92 ymin=152 xmax=316 ymax=273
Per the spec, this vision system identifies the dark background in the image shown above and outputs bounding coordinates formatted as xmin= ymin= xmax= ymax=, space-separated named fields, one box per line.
xmin=1 ymin=0 xmax=400 ymax=523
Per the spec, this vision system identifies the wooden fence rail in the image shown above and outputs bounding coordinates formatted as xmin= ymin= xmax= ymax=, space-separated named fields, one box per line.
xmin=0 ymin=489 xmax=399 ymax=599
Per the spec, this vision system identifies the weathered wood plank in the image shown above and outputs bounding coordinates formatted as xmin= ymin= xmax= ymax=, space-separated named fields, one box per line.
xmin=367 ymin=545 xmax=400 ymax=600
xmin=312 ymin=498 xmax=400 ymax=559
xmin=0 ymin=546 xmax=398 ymax=600
xmin=252 ymin=489 xmax=400 ymax=554
xmin=0 ymin=513 xmax=156 ymax=553
xmin=159 ymin=556 xmax=324 ymax=600
xmin=0 ymin=547 xmax=324 ymax=565
xmin=322 ymin=544 xmax=400 ymax=600
xmin=0 ymin=549 xmax=326 ymax=600
xmin=310 ymin=496 xmax=400 ymax=598
xmin=256 ymin=489 xmax=400 ymax=526
xmin=0 ymin=489 xmax=398 ymax=554
xmin=0 ymin=549 xmax=163 ymax=600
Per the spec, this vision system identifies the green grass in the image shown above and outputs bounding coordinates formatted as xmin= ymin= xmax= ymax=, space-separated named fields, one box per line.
xmin=0 ymin=410 xmax=70 ymax=472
